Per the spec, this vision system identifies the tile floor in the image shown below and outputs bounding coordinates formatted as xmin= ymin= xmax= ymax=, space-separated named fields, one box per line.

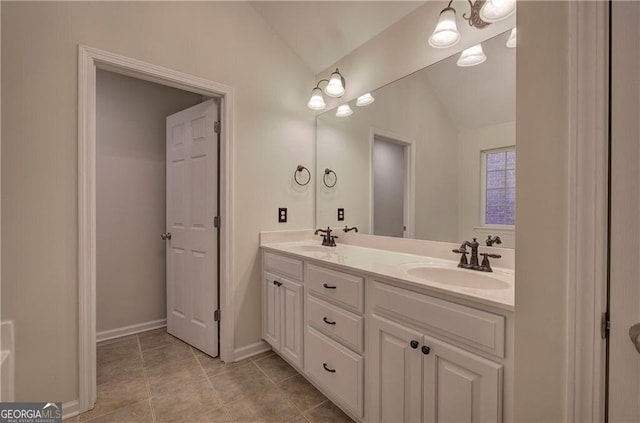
xmin=66 ymin=328 xmax=354 ymax=423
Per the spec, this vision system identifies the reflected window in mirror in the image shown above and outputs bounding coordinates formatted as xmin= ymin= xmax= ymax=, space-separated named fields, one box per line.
xmin=482 ymin=147 xmax=516 ymax=227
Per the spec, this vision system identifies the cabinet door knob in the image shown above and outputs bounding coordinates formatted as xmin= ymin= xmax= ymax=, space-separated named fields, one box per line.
xmin=421 ymin=345 xmax=431 ymax=355
xmin=323 ymin=283 xmax=337 ymax=289
xmin=323 ymin=317 xmax=336 ymax=325
xmin=410 ymin=340 xmax=419 ymax=349
xmin=161 ymin=232 xmax=172 ymax=241
xmin=322 ymin=363 xmax=336 ymax=373
xmin=273 ymin=280 xmax=278 ymax=286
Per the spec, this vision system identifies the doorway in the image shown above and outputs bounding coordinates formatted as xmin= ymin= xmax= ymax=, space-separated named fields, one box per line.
xmin=78 ymin=46 xmax=236 ymax=414
xmin=369 ymin=129 xmax=415 ymax=238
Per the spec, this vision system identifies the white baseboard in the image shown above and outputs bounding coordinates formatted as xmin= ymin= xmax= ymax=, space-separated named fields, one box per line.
xmin=96 ymin=319 xmax=166 ymax=342
xmin=62 ymin=400 xmax=80 ymax=420
xmin=233 ymin=340 xmax=271 ymax=362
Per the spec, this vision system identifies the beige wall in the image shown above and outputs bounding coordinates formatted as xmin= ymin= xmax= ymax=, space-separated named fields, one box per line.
xmin=514 ymin=2 xmax=569 ymax=421
xmin=1 ymin=1 xmax=314 ymax=402
xmin=96 ymin=70 xmax=204 ymax=333
xmin=458 ymin=122 xmax=516 ymax=249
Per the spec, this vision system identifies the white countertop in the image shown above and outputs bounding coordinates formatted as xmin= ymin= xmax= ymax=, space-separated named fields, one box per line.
xmin=261 ymin=240 xmax=514 ymax=311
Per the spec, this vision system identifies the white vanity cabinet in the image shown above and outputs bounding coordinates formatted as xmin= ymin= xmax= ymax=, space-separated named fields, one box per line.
xmin=368 ymin=280 xmax=505 ymax=423
xmin=262 ymin=253 xmax=304 ymax=369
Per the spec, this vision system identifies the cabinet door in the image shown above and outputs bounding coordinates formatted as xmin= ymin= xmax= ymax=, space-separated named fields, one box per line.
xmin=368 ymin=314 xmax=423 ymax=423
xmin=422 ymin=334 xmax=503 ymax=423
xmin=263 ymin=273 xmax=281 ymax=350
xmin=280 ymin=278 xmax=303 ymax=368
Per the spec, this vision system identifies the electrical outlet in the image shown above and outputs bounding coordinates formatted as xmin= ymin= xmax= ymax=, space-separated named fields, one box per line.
xmin=278 ymin=208 xmax=287 ymax=223
xmin=337 ymin=208 xmax=345 ymax=221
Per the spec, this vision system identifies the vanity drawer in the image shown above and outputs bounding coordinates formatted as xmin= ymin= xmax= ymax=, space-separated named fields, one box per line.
xmin=306 ymin=264 xmax=364 ymax=312
xmin=371 ymin=280 xmax=506 ymax=357
xmin=305 ymin=326 xmax=364 ymax=418
xmin=264 ymin=252 xmax=303 ymax=281
xmin=307 ymin=294 xmax=364 ymax=353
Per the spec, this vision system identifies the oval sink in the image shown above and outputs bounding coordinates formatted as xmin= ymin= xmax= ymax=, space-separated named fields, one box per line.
xmin=405 ymin=266 xmax=510 ymax=290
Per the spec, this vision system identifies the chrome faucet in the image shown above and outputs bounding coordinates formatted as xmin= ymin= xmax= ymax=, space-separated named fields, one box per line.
xmin=452 ymin=237 xmax=501 ymax=272
xmin=314 ymin=227 xmax=338 ymax=247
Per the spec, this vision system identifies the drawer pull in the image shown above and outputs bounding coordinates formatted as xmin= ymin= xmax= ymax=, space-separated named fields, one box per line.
xmin=272 ymin=280 xmax=282 ymax=287
xmin=422 ymin=345 xmax=431 ymax=355
xmin=322 ymin=362 xmax=336 ymax=373
xmin=323 ymin=317 xmax=336 ymax=325
xmin=323 ymin=283 xmax=337 ymax=289
xmin=410 ymin=340 xmax=419 ymax=349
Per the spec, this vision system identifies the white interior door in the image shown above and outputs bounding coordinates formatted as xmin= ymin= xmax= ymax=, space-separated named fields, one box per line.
xmin=165 ymin=99 xmax=219 ymax=357
xmin=609 ymin=2 xmax=640 ymax=421
xmin=373 ymin=136 xmax=406 ymax=238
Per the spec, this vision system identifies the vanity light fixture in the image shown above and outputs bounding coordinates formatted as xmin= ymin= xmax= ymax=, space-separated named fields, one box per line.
xmin=356 ymin=93 xmax=375 ymax=107
xmin=429 ymin=1 xmax=516 ymax=49
xmin=307 ymin=68 xmax=346 ymax=110
xmin=457 ymin=43 xmax=487 ymax=67
xmin=336 ymin=104 xmax=353 ymax=118
xmin=506 ymin=27 xmax=517 ymax=48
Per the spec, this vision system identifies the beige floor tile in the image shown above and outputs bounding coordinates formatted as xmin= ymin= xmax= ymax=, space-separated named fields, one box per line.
xmin=81 ymin=400 xmax=152 ymax=423
xmin=152 ymin=377 xmax=222 ymax=422
xmin=178 ymin=406 xmax=232 ymax=423
xmin=196 ymin=352 xmax=251 ymax=377
xmin=254 ymin=354 xmax=298 ymax=383
xmin=208 ymin=362 xmax=274 ymax=404
xmin=146 ymin=357 xmax=206 ymax=397
xmin=303 ymin=401 xmax=354 ymax=423
xmin=62 ymin=416 xmax=79 ymax=422
xmin=226 ymin=391 xmax=300 ymax=423
xmin=249 ymin=350 xmax=275 ymax=362
xmin=97 ymin=338 xmax=143 ymax=386
xmin=79 ymin=370 xmax=149 ymax=421
xmin=142 ymin=342 xmax=192 ymax=369
xmin=97 ymin=358 xmax=145 ymax=387
xmin=138 ymin=328 xmax=182 ymax=351
xmin=288 ymin=415 xmax=310 ymax=423
xmin=278 ymin=375 xmax=326 ymax=413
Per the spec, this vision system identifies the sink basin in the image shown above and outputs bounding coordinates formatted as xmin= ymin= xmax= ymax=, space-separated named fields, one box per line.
xmin=291 ymin=245 xmax=335 ymax=253
xmin=405 ymin=266 xmax=510 ymax=290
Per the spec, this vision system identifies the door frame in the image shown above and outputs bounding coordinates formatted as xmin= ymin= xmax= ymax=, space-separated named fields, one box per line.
xmin=369 ymin=128 xmax=416 ymax=238
xmin=78 ymin=45 xmax=236 ymax=413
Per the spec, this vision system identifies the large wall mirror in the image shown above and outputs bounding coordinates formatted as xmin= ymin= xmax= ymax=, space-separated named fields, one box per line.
xmin=316 ymin=29 xmax=516 ymax=248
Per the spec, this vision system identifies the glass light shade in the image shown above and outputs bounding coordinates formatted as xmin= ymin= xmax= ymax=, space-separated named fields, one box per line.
xmin=428 ymin=7 xmax=461 ymax=49
xmin=480 ymin=0 xmax=516 ymax=23
xmin=356 ymin=93 xmax=375 ymax=107
xmin=325 ymin=70 xmax=346 ymax=97
xmin=307 ymin=87 xmax=326 ymax=111
xmin=336 ymin=104 xmax=353 ymax=118
xmin=457 ymin=44 xmax=487 ymax=67
xmin=506 ymin=28 xmax=517 ymax=48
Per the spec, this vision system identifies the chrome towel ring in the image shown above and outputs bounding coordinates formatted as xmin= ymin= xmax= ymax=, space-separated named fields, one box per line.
xmin=294 ymin=165 xmax=311 ymax=186
xmin=323 ymin=168 xmax=337 ymax=188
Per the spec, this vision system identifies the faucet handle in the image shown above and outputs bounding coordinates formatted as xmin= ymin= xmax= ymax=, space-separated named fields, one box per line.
xmin=452 ymin=248 xmax=470 ymax=268
xmin=485 ymin=253 xmax=501 ymax=259
xmin=479 ymin=253 xmax=501 ymax=272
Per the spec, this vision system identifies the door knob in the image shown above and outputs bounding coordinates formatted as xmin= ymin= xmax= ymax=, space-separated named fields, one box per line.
xmin=161 ymin=232 xmax=172 ymax=241
xmin=410 ymin=340 xmax=419 ymax=349
xmin=630 ymin=323 xmax=640 ymax=354
xmin=422 ymin=345 xmax=431 ymax=355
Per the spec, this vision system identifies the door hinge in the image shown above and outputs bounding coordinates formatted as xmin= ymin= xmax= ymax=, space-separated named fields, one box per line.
xmin=214 ymin=309 xmax=221 ymax=322
xmin=214 ymin=215 xmax=221 ymax=228
xmin=601 ymin=312 xmax=610 ymax=339
xmin=213 ymin=121 xmax=221 ymax=134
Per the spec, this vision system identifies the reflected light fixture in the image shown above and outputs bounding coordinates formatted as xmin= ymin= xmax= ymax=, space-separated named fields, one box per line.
xmin=336 ymin=104 xmax=353 ymax=118
xmin=356 ymin=93 xmax=375 ymax=107
xmin=480 ymin=0 xmax=517 ymax=23
xmin=506 ymin=27 xmax=517 ymax=48
xmin=428 ymin=4 xmax=461 ymax=48
xmin=306 ymin=68 xmax=346 ymax=110
xmin=457 ymin=43 xmax=487 ymax=67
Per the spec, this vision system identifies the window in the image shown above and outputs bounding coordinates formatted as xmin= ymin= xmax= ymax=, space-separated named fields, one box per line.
xmin=482 ymin=147 xmax=515 ymax=226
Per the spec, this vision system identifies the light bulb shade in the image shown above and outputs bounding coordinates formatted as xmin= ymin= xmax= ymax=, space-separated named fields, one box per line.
xmin=336 ymin=104 xmax=353 ymax=118
xmin=480 ymin=0 xmax=516 ymax=23
xmin=428 ymin=7 xmax=461 ymax=49
xmin=506 ymin=27 xmax=517 ymax=48
xmin=356 ymin=93 xmax=375 ymax=107
xmin=307 ymin=87 xmax=326 ymax=111
xmin=457 ymin=44 xmax=487 ymax=67
xmin=325 ymin=69 xmax=346 ymax=97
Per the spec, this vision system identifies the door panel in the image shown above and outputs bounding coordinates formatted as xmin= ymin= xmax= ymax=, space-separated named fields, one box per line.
xmin=263 ymin=273 xmax=281 ymax=349
xmin=166 ymin=99 xmax=219 ymax=357
xmin=368 ymin=314 xmax=423 ymax=423
xmin=280 ymin=278 xmax=303 ymax=368
xmin=609 ymin=2 xmax=640 ymax=420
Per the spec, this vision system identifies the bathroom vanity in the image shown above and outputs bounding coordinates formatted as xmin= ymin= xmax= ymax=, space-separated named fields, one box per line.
xmin=261 ymin=233 xmax=514 ymax=423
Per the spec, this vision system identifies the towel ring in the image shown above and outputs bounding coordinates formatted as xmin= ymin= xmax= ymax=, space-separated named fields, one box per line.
xmin=323 ymin=168 xmax=337 ymax=188
xmin=294 ymin=165 xmax=311 ymax=186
